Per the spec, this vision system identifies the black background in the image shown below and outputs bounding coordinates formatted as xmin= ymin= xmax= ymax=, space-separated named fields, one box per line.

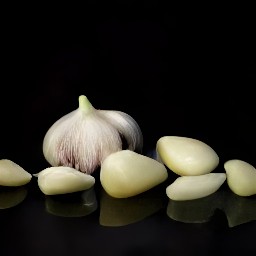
xmin=1 ymin=4 xmax=256 ymax=256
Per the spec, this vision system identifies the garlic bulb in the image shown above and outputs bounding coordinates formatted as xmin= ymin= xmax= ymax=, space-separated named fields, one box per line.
xmin=43 ymin=95 xmax=143 ymax=174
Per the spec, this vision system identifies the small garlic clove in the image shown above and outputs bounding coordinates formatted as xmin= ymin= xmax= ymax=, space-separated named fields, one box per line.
xmin=36 ymin=166 xmax=95 ymax=195
xmin=156 ymin=136 xmax=219 ymax=176
xmin=0 ymin=159 xmax=32 ymax=186
xmin=166 ymin=173 xmax=226 ymax=201
xmin=224 ymin=159 xmax=256 ymax=196
xmin=100 ymin=150 xmax=168 ymax=198
xmin=43 ymin=95 xmax=143 ymax=174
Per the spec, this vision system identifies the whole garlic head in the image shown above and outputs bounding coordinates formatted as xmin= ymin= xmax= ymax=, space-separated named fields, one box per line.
xmin=43 ymin=95 xmax=143 ymax=174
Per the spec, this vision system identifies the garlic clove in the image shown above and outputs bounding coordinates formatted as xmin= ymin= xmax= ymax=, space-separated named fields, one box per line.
xmin=156 ymin=136 xmax=219 ymax=176
xmin=100 ymin=150 xmax=168 ymax=198
xmin=43 ymin=95 xmax=143 ymax=174
xmin=99 ymin=110 xmax=143 ymax=152
xmin=224 ymin=159 xmax=256 ymax=196
xmin=0 ymin=159 xmax=32 ymax=186
xmin=166 ymin=173 xmax=226 ymax=201
xmin=35 ymin=166 xmax=95 ymax=195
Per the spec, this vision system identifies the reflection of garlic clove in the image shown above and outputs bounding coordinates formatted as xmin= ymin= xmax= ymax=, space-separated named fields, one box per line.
xmin=0 ymin=186 xmax=28 ymax=209
xmin=43 ymin=95 xmax=143 ymax=174
xmin=45 ymin=187 xmax=98 ymax=217
xmin=167 ymin=191 xmax=221 ymax=223
xmin=221 ymin=190 xmax=256 ymax=227
xmin=99 ymin=186 xmax=165 ymax=227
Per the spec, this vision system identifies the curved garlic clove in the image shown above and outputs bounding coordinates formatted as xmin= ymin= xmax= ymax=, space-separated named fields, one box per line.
xmin=156 ymin=136 xmax=219 ymax=176
xmin=224 ymin=159 xmax=256 ymax=196
xmin=166 ymin=173 xmax=226 ymax=201
xmin=100 ymin=150 xmax=168 ymax=198
xmin=35 ymin=166 xmax=95 ymax=195
xmin=0 ymin=159 xmax=32 ymax=186
xmin=43 ymin=95 xmax=143 ymax=174
xmin=99 ymin=110 xmax=143 ymax=152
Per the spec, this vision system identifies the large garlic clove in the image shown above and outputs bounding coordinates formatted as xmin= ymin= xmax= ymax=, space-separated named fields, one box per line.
xmin=224 ymin=159 xmax=256 ymax=196
xmin=35 ymin=166 xmax=95 ymax=195
xmin=166 ymin=173 xmax=226 ymax=201
xmin=156 ymin=136 xmax=219 ymax=176
xmin=100 ymin=150 xmax=168 ymax=198
xmin=43 ymin=95 xmax=143 ymax=174
xmin=0 ymin=159 xmax=32 ymax=186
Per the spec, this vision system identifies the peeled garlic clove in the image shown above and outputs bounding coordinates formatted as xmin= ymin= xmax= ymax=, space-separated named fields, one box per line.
xmin=166 ymin=173 xmax=226 ymax=201
xmin=43 ymin=95 xmax=143 ymax=174
xmin=0 ymin=159 xmax=32 ymax=186
xmin=156 ymin=136 xmax=219 ymax=176
xmin=224 ymin=159 xmax=256 ymax=196
xmin=35 ymin=166 xmax=95 ymax=195
xmin=100 ymin=150 xmax=168 ymax=198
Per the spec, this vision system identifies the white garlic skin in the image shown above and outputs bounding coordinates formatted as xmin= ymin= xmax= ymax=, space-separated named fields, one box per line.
xmin=36 ymin=166 xmax=95 ymax=195
xmin=43 ymin=95 xmax=143 ymax=174
xmin=224 ymin=159 xmax=256 ymax=196
xmin=166 ymin=173 xmax=226 ymax=201
xmin=0 ymin=159 xmax=32 ymax=186
xmin=156 ymin=136 xmax=219 ymax=176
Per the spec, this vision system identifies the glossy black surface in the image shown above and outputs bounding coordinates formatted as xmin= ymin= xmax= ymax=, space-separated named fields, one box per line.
xmin=1 ymin=7 xmax=255 ymax=256
xmin=1 ymin=173 xmax=256 ymax=256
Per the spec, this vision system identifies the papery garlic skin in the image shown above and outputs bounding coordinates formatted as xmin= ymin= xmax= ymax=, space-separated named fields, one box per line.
xmin=43 ymin=95 xmax=143 ymax=174
xmin=0 ymin=159 xmax=32 ymax=186
xmin=36 ymin=166 xmax=95 ymax=195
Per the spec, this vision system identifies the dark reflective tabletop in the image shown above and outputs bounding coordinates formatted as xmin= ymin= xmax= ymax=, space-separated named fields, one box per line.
xmin=1 ymin=162 xmax=256 ymax=256
xmin=1 ymin=9 xmax=255 ymax=256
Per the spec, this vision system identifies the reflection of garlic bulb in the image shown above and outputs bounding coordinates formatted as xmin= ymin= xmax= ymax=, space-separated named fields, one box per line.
xmin=43 ymin=95 xmax=143 ymax=174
